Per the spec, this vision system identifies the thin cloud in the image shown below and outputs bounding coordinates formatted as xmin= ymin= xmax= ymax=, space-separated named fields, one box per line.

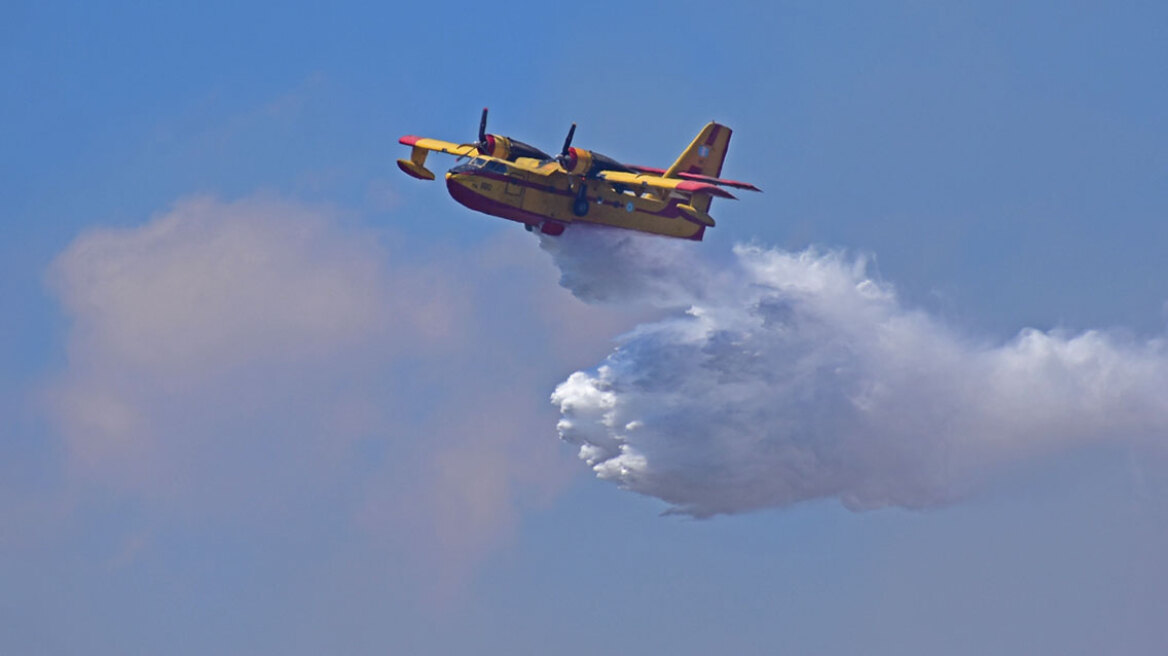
xmin=42 ymin=195 xmax=618 ymax=589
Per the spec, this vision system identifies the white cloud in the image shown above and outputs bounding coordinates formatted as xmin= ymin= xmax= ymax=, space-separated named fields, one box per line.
xmin=549 ymin=228 xmax=1168 ymax=517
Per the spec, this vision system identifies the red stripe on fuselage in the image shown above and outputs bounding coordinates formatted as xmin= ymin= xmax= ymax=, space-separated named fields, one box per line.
xmin=446 ymin=172 xmax=707 ymax=226
xmin=446 ymin=176 xmax=549 ymax=226
xmin=472 ymin=171 xmax=573 ymax=199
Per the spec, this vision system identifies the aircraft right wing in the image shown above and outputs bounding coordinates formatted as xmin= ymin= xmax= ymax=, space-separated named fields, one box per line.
xmin=399 ymin=136 xmax=478 ymax=158
xmin=397 ymin=136 xmax=478 ymax=180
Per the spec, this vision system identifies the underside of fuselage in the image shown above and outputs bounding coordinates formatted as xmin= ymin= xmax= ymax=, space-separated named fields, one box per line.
xmin=445 ymin=170 xmax=551 ymax=228
xmin=443 ymin=167 xmax=707 ymax=241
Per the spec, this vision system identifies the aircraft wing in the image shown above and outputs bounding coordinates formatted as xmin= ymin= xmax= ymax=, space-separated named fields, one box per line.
xmin=397 ymin=136 xmax=479 ymax=180
xmin=399 ymin=136 xmax=478 ymax=158
xmin=627 ymin=165 xmax=762 ymax=192
xmin=596 ymin=170 xmax=738 ymax=199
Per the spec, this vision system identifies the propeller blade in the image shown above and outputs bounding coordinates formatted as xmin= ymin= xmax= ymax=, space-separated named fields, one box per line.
xmin=561 ymin=123 xmax=576 ymax=157
xmin=478 ymin=107 xmax=488 ymax=143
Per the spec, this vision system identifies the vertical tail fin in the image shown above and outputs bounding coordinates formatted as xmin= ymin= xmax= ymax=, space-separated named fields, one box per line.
xmin=664 ymin=122 xmax=733 ymax=179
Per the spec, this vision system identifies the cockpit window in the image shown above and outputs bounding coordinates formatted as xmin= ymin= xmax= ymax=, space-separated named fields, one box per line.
xmin=484 ymin=160 xmax=508 ymax=174
xmin=449 ymin=157 xmax=491 ymax=175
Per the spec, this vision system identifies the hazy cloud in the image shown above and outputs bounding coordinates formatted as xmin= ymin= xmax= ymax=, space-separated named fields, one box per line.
xmin=52 ymin=196 xmax=401 ymax=377
xmin=43 ymin=196 xmax=625 ymax=585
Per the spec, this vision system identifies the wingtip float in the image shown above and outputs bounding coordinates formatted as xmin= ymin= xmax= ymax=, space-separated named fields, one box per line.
xmin=396 ymin=108 xmax=759 ymax=241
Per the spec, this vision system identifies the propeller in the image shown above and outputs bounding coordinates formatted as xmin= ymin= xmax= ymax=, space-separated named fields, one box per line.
xmin=557 ymin=123 xmax=633 ymax=176
xmin=476 ymin=106 xmax=497 ymax=155
xmin=458 ymin=108 xmax=554 ymax=162
xmin=456 ymin=107 xmax=491 ymax=161
xmin=560 ymin=123 xmax=576 ymax=158
xmin=556 ymin=123 xmax=578 ymax=171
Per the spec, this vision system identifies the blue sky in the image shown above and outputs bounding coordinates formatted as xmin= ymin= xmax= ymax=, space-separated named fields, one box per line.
xmin=3 ymin=2 xmax=1168 ymax=654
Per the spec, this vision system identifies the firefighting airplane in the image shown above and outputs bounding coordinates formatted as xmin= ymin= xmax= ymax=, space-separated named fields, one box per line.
xmin=397 ymin=109 xmax=759 ymax=240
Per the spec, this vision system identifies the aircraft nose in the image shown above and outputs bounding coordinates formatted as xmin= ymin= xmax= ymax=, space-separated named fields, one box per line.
xmin=445 ymin=169 xmax=479 ymax=193
xmin=445 ymin=170 xmax=484 ymax=210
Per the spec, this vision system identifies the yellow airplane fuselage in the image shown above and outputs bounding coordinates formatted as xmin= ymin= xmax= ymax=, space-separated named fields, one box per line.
xmin=444 ymin=157 xmax=707 ymax=240
xmin=398 ymin=116 xmax=756 ymax=239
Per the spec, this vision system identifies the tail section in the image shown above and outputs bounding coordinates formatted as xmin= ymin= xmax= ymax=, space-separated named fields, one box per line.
xmin=664 ymin=122 xmax=733 ymax=179
xmin=660 ymin=122 xmax=752 ymax=222
xmin=686 ymin=192 xmax=714 ymax=217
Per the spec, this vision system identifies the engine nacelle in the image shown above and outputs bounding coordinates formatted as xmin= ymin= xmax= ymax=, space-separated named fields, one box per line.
xmin=560 ymin=147 xmax=594 ymax=176
xmin=479 ymin=134 xmax=511 ymax=160
xmin=479 ymin=134 xmax=551 ymax=162
xmin=559 ymin=147 xmax=632 ymax=177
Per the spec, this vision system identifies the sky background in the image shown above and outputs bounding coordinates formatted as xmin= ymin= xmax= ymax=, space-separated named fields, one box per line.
xmin=3 ymin=2 xmax=1168 ymax=654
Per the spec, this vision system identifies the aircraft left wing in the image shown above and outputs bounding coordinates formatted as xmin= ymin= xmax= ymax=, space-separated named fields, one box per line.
xmin=626 ymin=165 xmax=762 ymax=192
xmin=595 ymin=170 xmax=736 ymax=227
xmin=397 ymin=136 xmax=477 ymax=180
xmin=596 ymin=170 xmax=738 ymax=199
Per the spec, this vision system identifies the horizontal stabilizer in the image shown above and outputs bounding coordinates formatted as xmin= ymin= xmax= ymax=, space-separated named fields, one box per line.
xmin=675 ymin=180 xmax=737 ymax=199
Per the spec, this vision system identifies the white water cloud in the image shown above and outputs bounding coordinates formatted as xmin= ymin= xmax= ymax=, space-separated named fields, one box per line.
xmin=549 ymin=227 xmax=1168 ymax=517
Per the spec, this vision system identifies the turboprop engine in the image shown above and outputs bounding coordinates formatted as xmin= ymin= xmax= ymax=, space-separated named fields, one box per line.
xmin=472 ymin=108 xmax=550 ymax=161
xmin=554 ymin=124 xmax=633 ymax=177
